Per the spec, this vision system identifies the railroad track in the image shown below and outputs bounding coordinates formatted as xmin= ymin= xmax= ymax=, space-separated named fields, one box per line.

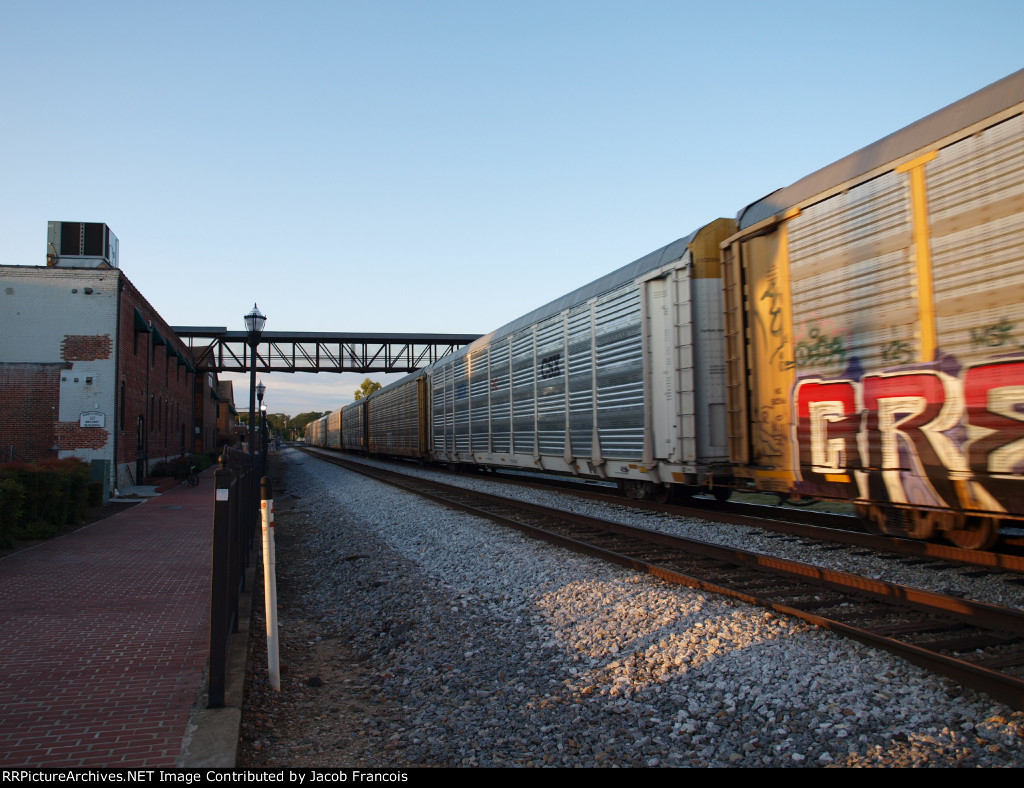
xmin=302 ymin=447 xmax=1024 ymax=709
xmin=303 ymin=446 xmax=1024 ymax=575
xmin=477 ymin=466 xmax=1024 ymax=573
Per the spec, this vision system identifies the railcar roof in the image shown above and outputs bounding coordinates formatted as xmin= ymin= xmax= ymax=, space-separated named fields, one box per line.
xmin=738 ymin=68 xmax=1024 ymax=230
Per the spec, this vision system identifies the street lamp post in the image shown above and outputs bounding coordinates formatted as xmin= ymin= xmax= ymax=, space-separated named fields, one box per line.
xmin=260 ymin=403 xmax=269 ymax=466
xmin=244 ymin=304 xmax=266 ymax=457
xmin=256 ymin=382 xmax=266 ymax=468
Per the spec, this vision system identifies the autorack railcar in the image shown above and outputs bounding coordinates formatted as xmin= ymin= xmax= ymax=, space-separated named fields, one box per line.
xmin=721 ymin=67 xmax=1024 ymax=549
xmin=326 ymin=408 xmax=342 ymax=450
xmin=367 ymin=375 xmax=429 ymax=459
xmin=308 ymin=68 xmax=1024 ymax=549
xmin=341 ymin=397 xmax=367 ymax=452
xmin=425 ymin=218 xmax=736 ymax=500
xmin=304 ymin=414 xmax=327 ymax=447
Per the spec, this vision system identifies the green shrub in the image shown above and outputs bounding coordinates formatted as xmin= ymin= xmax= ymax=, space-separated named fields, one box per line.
xmin=150 ymin=458 xmax=186 ymax=479
xmin=151 ymin=453 xmax=212 ymax=480
xmin=42 ymin=459 xmax=91 ymax=523
xmin=0 ymin=477 xmax=26 ymax=547
xmin=0 ymin=459 xmax=91 ymax=541
xmin=190 ymin=453 xmax=213 ymax=471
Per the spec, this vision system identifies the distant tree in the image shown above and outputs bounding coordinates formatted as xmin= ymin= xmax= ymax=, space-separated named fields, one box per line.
xmin=353 ymin=378 xmax=382 ymax=401
xmin=290 ymin=411 xmax=329 ymax=434
xmin=265 ymin=413 xmax=289 ymax=433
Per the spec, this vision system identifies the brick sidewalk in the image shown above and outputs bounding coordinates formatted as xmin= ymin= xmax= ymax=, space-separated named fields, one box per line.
xmin=0 ymin=478 xmax=214 ymax=767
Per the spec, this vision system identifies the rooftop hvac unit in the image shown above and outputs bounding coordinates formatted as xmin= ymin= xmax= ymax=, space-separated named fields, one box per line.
xmin=46 ymin=222 xmax=119 ymax=268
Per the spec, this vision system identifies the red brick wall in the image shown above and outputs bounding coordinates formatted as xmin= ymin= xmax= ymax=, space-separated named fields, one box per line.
xmin=194 ymin=373 xmax=220 ymax=455
xmin=0 ymin=364 xmax=65 ymax=462
xmin=55 ymin=422 xmax=110 ymax=451
xmin=61 ymin=334 xmax=113 ymax=361
xmin=217 ymin=401 xmax=239 ymax=446
xmin=115 ymin=276 xmax=196 ymax=474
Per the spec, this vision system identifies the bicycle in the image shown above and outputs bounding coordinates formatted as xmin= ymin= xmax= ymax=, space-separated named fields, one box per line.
xmin=185 ymin=465 xmax=199 ymax=487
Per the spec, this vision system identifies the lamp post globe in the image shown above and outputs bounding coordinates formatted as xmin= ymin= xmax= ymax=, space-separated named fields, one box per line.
xmin=244 ymin=304 xmax=266 ymax=337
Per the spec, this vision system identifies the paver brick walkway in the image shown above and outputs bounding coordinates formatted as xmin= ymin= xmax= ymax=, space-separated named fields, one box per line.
xmin=0 ymin=478 xmax=214 ymax=767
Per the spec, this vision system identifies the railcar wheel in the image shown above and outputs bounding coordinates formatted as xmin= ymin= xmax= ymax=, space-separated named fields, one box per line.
xmin=945 ymin=516 xmax=999 ymax=551
xmin=857 ymin=504 xmax=888 ymax=535
xmin=905 ymin=510 xmax=940 ymax=541
xmin=712 ymin=486 xmax=732 ymax=502
xmin=652 ymin=484 xmax=672 ymax=504
xmin=621 ymin=480 xmax=656 ymax=500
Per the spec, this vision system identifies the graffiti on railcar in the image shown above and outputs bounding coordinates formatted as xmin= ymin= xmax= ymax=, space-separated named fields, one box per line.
xmin=792 ymin=322 xmax=848 ymax=370
xmin=792 ymin=355 xmax=1024 ymax=515
xmin=540 ymin=353 xmax=563 ymax=379
xmin=756 ymin=402 xmax=788 ymax=456
xmin=759 ymin=279 xmax=789 ymax=369
xmin=881 ymin=339 xmax=914 ymax=365
xmin=970 ymin=318 xmax=1023 ymax=351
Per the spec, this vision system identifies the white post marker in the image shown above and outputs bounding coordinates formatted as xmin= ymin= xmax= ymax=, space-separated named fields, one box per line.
xmin=261 ymin=477 xmax=280 ymax=691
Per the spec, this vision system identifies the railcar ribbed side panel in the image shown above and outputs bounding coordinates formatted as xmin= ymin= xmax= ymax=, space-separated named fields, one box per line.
xmin=306 ymin=415 xmax=327 ymax=447
xmin=367 ymin=377 xmax=422 ymax=457
xmin=511 ymin=330 xmax=536 ymax=455
xmin=786 ymin=170 xmax=915 ymax=377
xmin=341 ymin=400 xmax=365 ymax=452
xmin=536 ymin=316 xmax=566 ymax=456
xmin=430 ymin=364 xmax=452 ymax=454
xmin=469 ymin=347 xmax=490 ymax=452
xmin=567 ymin=304 xmax=594 ymax=457
xmin=489 ymin=339 xmax=511 ymax=453
xmin=927 ymin=113 xmax=1024 ymax=361
xmin=452 ymin=355 xmax=469 ymax=452
xmin=594 ymin=286 xmax=644 ymax=460
xmin=327 ymin=409 xmax=342 ymax=450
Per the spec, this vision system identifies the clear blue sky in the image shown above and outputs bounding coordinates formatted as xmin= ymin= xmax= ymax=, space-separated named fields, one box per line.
xmin=2 ymin=1 xmax=1022 ymax=416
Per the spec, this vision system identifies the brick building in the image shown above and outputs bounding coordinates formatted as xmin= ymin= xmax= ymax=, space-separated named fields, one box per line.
xmin=0 ymin=222 xmax=220 ymax=492
xmin=214 ymin=380 xmax=240 ymax=448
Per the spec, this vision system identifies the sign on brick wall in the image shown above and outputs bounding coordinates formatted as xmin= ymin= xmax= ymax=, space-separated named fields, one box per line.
xmin=79 ymin=411 xmax=106 ymax=428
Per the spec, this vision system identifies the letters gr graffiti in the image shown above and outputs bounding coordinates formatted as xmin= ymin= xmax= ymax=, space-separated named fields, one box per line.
xmin=792 ymin=356 xmax=1024 ymax=516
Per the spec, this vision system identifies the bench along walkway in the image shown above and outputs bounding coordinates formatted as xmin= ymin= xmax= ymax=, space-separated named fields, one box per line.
xmin=0 ymin=477 xmax=215 ymax=768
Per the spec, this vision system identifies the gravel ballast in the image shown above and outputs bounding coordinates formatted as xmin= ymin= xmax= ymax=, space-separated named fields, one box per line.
xmin=239 ymin=447 xmax=1024 ymax=767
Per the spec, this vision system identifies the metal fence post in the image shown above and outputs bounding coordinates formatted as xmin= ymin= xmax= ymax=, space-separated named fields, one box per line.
xmin=208 ymin=455 xmax=233 ymax=708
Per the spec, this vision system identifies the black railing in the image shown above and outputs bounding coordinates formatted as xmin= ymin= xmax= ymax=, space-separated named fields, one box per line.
xmin=208 ymin=447 xmax=264 ymax=708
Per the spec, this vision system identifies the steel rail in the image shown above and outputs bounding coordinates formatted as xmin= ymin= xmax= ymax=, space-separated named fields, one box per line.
xmin=475 ymin=467 xmax=1024 ymax=574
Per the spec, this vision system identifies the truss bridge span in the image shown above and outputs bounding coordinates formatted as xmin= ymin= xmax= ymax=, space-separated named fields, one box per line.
xmin=171 ymin=327 xmax=482 ymax=374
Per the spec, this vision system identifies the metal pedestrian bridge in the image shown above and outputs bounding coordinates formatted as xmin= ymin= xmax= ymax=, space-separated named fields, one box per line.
xmin=171 ymin=327 xmax=481 ymax=374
